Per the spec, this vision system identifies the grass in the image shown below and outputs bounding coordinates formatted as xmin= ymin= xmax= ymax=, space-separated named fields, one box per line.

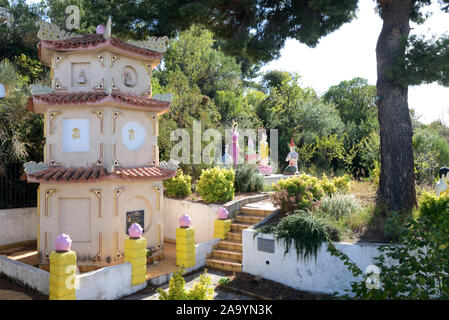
xmin=263 ymin=179 xmax=435 ymax=243
xmin=315 ymin=193 xmax=374 ymax=241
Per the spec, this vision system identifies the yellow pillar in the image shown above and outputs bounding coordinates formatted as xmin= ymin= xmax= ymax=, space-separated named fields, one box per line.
xmin=214 ymin=219 xmax=232 ymax=240
xmin=176 ymin=227 xmax=195 ymax=268
xmin=124 ymin=237 xmax=147 ymax=286
xmin=49 ymin=251 xmax=77 ymax=300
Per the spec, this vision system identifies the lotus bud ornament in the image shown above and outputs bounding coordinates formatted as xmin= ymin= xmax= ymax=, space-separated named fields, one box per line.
xmin=179 ymin=213 xmax=191 ymax=228
xmin=218 ymin=207 xmax=229 ymax=220
xmin=96 ymin=24 xmax=106 ymax=35
xmin=55 ymin=233 xmax=72 ymax=252
xmin=128 ymin=223 xmax=143 ymax=238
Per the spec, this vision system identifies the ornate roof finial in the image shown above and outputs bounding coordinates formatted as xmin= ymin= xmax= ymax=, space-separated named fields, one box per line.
xmin=104 ymin=16 xmax=112 ymax=39
xmin=36 ymin=20 xmax=79 ymax=41
xmin=96 ymin=24 xmax=106 ymax=35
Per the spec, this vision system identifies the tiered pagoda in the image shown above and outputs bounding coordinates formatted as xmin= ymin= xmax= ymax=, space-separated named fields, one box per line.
xmin=24 ymin=19 xmax=178 ymax=269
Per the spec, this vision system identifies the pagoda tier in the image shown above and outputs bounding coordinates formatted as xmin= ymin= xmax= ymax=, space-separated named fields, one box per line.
xmin=28 ymin=91 xmax=170 ymax=114
xmin=26 ymin=165 xmax=176 ymax=183
xmin=39 ymin=34 xmax=163 ymax=66
xmin=28 ymin=90 xmax=167 ymax=168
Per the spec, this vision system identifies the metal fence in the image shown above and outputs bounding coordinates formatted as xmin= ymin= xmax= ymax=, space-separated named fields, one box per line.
xmin=0 ymin=163 xmax=37 ymax=209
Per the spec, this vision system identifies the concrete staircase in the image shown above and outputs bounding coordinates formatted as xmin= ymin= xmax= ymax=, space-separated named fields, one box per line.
xmin=205 ymin=203 xmax=276 ymax=272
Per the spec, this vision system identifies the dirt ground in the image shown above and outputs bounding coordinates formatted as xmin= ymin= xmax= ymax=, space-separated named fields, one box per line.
xmin=219 ymin=272 xmax=331 ymax=300
xmin=0 ymin=274 xmax=48 ymax=300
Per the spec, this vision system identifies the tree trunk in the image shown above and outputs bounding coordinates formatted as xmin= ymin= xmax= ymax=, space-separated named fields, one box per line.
xmin=376 ymin=0 xmax=416 ymax=212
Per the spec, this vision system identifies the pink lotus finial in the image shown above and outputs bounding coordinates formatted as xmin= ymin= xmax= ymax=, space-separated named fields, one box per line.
xmin=96 ymin=24 xmax=106 ymax=35
xmin=179 ymin=213 xmax=191 ymax=228
xmin=218 ymin=207 xmax=229 ymax=220
xmin=55 ymin=233 xmax=72 ymax=252
xmin=128 ymin=223 xmax=143 ymax=238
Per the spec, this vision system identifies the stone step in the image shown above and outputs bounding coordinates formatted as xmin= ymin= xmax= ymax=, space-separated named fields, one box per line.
xmin=235 ymin=215 xmax=264 ymax=225
xmin=231 ymin=223 xmax=252 ymax=232
xmin=217 ymin=240 xmax=242 ymax=252
xmin=212 ymin=249 xmax=242 ymax=262
xmin=227 ymin=232 xmax=242 ymax=242
xmin=205 ymin=257 xmax=242 ymax=272
xmin=240 ymin=206 xmax=275 ymax=217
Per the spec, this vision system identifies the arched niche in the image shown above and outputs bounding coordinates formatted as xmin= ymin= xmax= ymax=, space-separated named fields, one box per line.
xmin=121 ymin=195 xmax=154 ymax=236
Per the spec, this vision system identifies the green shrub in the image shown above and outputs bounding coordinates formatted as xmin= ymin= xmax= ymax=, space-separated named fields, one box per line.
xmin=258 ymin=210 xmax=339 ymax=260
xmin=319 ymin=174 xmax=351 ymax=197
xmin=320 ymin=174 xmax=337 ymax=196
xmin=197 ymin=167 xmax=235 ymax=203
xmin=383 ymin=211 xmax=407 ymax=242
xmin=163 ymin=169 xmax=192 ymax=198
xmin=272 ymin=174 xmax=324 ymax=213
xmin=158 ymin=268 xmax=214 ymax=300
xmin=418 ymin=192 xmax=449 ymax=230
xmin=234 ymin=164 xmax=264 ymax=193
xmin=413 ymin=127 xmax=449 ymax=184
xmin=369 ymin=161 xmax=380 ymax=188
xmin=318 ymin=194 xmax=363 ymax=220
xmin=218 ymin=277 xmax=231 ymax=286
xmin=332 ymin=174 xmax=351 ymax=193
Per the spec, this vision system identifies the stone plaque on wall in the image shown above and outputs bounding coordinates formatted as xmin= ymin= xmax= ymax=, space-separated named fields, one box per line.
xmin=126 ymin=210 xmax=144 ymax=234
xmin=257 ymin=237 xmax=275 ymax=253
xmin=121 ymin=121 xmax=147 ymax=151
xmin=62 ymin=118 xmax=90 ymax=152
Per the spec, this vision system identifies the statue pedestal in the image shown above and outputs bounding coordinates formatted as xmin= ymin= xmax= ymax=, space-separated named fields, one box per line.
xmin=283 ymin=165 xmax=298 ymax=175
xmin=257 ymin=166 xmax=273 ymax=175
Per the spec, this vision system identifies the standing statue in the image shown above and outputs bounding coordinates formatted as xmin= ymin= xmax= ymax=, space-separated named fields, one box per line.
xmin=258 ymin=131 xmax=269 ymax=166
xmin=283 ymin=137 xmax=299 ymax=175
xmin=257 ymin=130 xmax=273 ymax=175
xmin=436 ymin=166 xmax=449 ymax=197
xmin=221 ymin=145 xmax=233 ymax=168
xmin=246 ymin=136 xmax=257 ymax=164
xmin=230 ymin=121 xmax=240 ymax=166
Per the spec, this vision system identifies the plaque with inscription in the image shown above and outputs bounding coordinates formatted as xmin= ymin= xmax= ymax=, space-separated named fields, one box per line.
xmin=126 ymin=210 xmax=144 ymax=234
xmin=257 ymin=237 xmax=275 ymax=253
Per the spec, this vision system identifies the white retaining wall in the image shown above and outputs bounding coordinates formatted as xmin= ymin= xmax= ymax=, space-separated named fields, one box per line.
xmin=0 ymin=254 xmax=146 ymax=299
xmin=0 ymin=207 xmax=37 ymax=246
xmin=0 ymin=254 xmax=49 ymax=295
xmin=76 ymin=262 xmax=146 ymax=300
xmin=164 ymin=198 xmax=221 ymax=243
xmin=242 ymin=228 xmax=388 ymax=296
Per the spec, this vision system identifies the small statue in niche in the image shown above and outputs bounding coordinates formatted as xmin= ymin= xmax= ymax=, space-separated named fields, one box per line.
xmin=123 ymin=70 xmax=136 ymax=87
xmin=77 ymin=70 xmax=87 ymax=84
xmin=72 ymin=128 xmax=80 ymax=139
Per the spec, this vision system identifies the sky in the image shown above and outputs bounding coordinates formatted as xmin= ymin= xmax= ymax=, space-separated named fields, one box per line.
xmin=261 ymin=0 xmax=449 ymax=125
xmin=25 ymin=0 xmax=449 ymax=124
